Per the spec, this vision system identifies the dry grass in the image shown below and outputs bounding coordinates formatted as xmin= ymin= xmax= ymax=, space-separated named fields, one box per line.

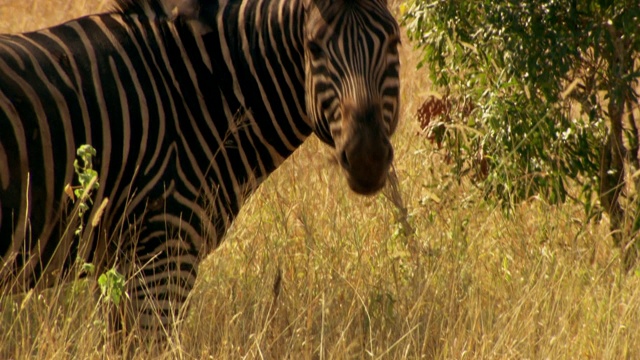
xmin=2 ymin=0 xmax=640 ymax=359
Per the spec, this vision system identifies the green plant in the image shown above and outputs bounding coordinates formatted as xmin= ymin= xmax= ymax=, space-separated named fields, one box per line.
xmin=68 ymin=145 xmax=127 ymax=308
xmin=65 ymin=144 xmax=100 ymax=235
xmin=98 ymin=268 xmax=127 ymax=306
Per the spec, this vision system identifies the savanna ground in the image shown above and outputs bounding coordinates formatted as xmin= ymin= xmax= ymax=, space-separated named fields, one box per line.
xmin=1 ymin=0 xmax=640 ymax=359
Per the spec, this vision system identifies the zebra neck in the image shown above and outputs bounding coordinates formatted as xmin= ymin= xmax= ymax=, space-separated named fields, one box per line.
xmin=152 ymin=0 xmax=312 ymax=229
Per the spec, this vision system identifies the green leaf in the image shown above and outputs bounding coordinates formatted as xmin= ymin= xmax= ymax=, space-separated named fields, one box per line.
xmin=82 ymin=262 xmax=95 ymax=275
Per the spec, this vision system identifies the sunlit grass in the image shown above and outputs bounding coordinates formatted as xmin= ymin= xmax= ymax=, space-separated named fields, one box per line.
xmin=2 ymin=0 xmax=640 ymax=359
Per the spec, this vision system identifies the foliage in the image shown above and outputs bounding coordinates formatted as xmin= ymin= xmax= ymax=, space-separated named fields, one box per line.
xmin=69 ymin=146 xmax=126 ymax=309
xmin=65 ymin=144 xmax=100 ymax=235
xmin=402 ymin=0 xmax=640 ymax=238
xmin=74 ymin=144 xmax=98 ymax=191
xmin=98 ymin=268 xmax=127 ymax=306
xmin=65 ymin=145 xmax=126 ymax=317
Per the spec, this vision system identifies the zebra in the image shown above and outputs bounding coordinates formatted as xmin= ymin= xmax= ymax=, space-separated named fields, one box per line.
xmin=0 ymin=0 xmax=400 ymax=331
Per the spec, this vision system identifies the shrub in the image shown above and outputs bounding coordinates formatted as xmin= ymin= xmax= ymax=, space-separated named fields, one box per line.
xmin=403 ymin=0 xmax=640 ymax=267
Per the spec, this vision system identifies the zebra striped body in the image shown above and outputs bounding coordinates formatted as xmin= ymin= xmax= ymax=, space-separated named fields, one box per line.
xmin=0 ymin=0 xmax=400 ymax=330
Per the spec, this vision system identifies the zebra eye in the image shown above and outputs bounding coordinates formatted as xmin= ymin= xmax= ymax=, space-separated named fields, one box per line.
xmin=307 ymin=41 xmax=324 ymax=59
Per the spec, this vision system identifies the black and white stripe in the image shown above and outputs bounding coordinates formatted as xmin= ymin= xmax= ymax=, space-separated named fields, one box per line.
xmin=0 ymin=0 xmax=400 ymax=330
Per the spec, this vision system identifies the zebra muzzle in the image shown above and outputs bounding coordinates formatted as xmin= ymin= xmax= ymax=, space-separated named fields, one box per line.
xmin=337 ymin=126 xmax=393 ymax=196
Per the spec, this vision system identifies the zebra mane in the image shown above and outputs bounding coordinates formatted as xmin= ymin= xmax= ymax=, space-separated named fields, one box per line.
xmin=114 ymin=0 xmax=211 ymax=27
xmin=114 ymin=0 xmax=171 ymax=18
xmin=113 ymin=0 xmax=203 ymax=21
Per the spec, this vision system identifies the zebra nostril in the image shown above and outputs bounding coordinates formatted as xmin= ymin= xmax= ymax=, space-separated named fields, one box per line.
xmin=340 ymin=149 xmax=350 ymax=169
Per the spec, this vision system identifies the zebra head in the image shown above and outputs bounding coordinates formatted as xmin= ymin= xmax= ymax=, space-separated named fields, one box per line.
xmin=303 ymin=0 xmax=401 ymax=196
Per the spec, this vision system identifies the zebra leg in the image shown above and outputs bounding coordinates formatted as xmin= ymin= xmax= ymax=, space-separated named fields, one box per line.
xmin=119 ymin=219 xmax=206 ymax=339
